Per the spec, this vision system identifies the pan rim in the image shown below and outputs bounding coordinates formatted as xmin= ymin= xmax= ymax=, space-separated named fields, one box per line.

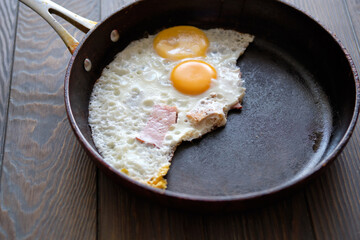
xmin=64 ymin=0 xmax=360 ymax=204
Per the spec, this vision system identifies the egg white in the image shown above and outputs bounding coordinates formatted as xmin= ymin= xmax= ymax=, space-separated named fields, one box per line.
xmin=88 ymin=28 xmax=254 ymax=188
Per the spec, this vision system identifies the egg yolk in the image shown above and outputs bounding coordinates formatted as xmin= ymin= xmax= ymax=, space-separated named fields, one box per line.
xmin=171 ymin=60 xmax=216 ymax=95
xmin=153 ymin=26 xmax=209 ymax=60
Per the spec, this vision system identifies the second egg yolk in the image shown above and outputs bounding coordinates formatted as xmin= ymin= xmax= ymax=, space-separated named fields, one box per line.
xmin=171 ymin=60 xmax=217 ymax=95
xmin=153 ymin=26 xmax=209 ymax=60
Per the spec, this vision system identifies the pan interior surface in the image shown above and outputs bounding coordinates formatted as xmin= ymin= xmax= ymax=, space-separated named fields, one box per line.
xmin=166 ymin=38 xmax=333 ymax=196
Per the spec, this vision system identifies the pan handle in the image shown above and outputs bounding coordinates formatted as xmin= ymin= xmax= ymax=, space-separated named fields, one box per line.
xmin=19 ymin=0 xmax=98 ymax=54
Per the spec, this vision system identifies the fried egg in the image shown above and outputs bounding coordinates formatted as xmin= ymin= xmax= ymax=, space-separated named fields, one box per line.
xmin=89 ymin=26 xmax=254 ymax=188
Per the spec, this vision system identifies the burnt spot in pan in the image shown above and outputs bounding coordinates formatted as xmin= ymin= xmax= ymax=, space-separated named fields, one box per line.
xmin=309 ymin=131 xmax=324 ymax=152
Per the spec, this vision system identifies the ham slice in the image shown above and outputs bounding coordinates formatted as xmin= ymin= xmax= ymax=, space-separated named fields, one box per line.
xmin=231 ymin=102 xmax=242 ymax=109
xmin=136 ymin=105 xmax=177 ymax=147
xmin=186 ymin=103 xmax=224 ymax=124
xmin=186 ymin=96 xmax=227 ymax=129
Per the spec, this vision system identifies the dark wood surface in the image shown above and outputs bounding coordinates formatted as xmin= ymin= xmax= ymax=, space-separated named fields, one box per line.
xmin=1 ymin=0 xmax=359 ymax=239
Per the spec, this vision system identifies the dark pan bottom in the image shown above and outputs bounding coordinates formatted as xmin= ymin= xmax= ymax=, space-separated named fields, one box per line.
xmin=166 ymin=37 xmax=333 ymax=196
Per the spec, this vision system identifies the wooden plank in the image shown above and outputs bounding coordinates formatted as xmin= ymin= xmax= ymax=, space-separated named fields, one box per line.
xmin=204 ymin=193 xmax=315 ymax=240
xmin=285 ymin=0 xmax=360 ymax=239
xmin=97 ymin=1 xmax=315 ymax=239
xmin=344 ymin=0 xmax=360 ymax=53
xmin=99 ymin=173 xmax=315 ymax=240
xmin=0 ymin=0 xmax=100 ymax=239
xmin=0 ymin=0 xmax=18 ymax=176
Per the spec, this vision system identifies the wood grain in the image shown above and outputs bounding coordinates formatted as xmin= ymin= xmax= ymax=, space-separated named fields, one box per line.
xmin=0 ymin=0 xmax=99 ymax=239
xmin=98 ymin=173 xmax=315 ymax=240
xmin=0 ymin=0 xmax=18 ymax=178
xmin=344 ymin=0 xmax=360 ymax=51
xmin=285 ymin=0 xmax=360 ymax=239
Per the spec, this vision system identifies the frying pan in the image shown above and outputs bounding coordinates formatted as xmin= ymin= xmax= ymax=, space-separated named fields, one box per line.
xmin=20 ymin=0 xmax=360 ymax=211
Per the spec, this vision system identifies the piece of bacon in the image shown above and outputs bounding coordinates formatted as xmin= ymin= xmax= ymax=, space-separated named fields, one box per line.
xmin=186 ymin=104 xmax=224 ymax=124
xmin=186 ymin=94 xmax=226 ymax=125
xmin=136 ymin=105 xmax=177 ymax=148
xmin=231 ymin=102 xmax=243 ymax=110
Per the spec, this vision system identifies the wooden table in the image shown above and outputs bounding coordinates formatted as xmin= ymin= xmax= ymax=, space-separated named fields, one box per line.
xmin=1 ymin=0 xmax=360 ymax=239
